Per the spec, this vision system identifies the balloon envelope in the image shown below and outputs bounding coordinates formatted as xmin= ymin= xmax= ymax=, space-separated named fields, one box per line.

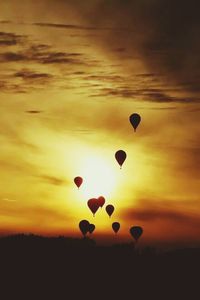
xmin=129 ymin=226 xmax=143 ymax=241
xmin=87 ymin=198 xmax=100 ymax=216
xmin=112 ymin=222 xmax=120 ymax=234
xmin=79 ymin=220 xmax=90 ymax=236
xmin=106 ymin=204 xmax=114 ymax=217
xmin=98 ymin=196 xmax=105 ymax=208
xmin=115 ymin=150 xmax=127 ymax=168
xmin=88 ymin=224 xmax=95 ymax=234
xmin=74 ymin=176 xmax=83 ymax=188
xmin=129 ymin=113 xmax=141 ymax=131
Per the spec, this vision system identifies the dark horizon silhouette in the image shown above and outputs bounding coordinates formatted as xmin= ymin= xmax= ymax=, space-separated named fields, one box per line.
xmin=0 ymin=233 xmax=199 ymax=298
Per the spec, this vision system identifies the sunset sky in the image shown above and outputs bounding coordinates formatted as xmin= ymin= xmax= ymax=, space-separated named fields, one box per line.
xmin=0 ymin=0 xmax=200 ymax=246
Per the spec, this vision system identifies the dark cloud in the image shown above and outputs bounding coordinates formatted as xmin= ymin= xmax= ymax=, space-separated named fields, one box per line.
xmin=90 ymin=86 xmax=200 ymax=103
xmin=0 ymin=52 xmax=26 ymax=62
xmin=35 ymin=51 xmax=82 ymax=64
xmin=33 ymin=21 xmax=126 ymax=31
xmin=84 ymin=74 xmax=123 ymax=82
xmin=0 ymin=41 xmax=88 ymax=92
xmin=0 ymin=69 xmax=53 ymax=93
xmin=73 ymin=71 xmax=86 ymax=75
xmin=138 ymin=106 xmax=178 ymax=110
xmin=77 ymin=70 xmax=199 ymax=102
xmin=0 ymin=31 xmax=24 ymax=46
xmin=0 ymin=45 xmax=84 ymax=66
xmin=121 ymin=199 xmax=200 ymax=227
xmin=25 ymin=110 xmax=43 ymax=114
xmin=33 ymin=22 xmax=87 ymax=30
xmin=15 ymin=70 xmax=53 ymax=81
xmin=2 ymin=1 xmax=200 ymax=102
xmin=0 ymin=80 xmax=26 ymax=93
xmin=70 ymin=0 xmax=200 ymax=98
xmin=0 ymin=20 xmax=12 ymax=24
xmin=125 ymin=208 xmax=198 ymax=224
xmin=29 ymin=44 xmax=51 ymax=52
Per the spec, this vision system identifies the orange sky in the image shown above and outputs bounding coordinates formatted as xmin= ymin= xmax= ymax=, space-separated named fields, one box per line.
xmin=0 ymin=0 xmax=200 ymax=246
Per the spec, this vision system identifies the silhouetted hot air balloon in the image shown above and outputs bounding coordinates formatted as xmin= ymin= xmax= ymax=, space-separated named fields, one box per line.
xmin=112 ymin=222 xmax=120 ymax=234
xmin=129 ymin=226 xmax=143 ymax=241
xmin=79 ymin=220 xmax=90 ymax=237
xmin=129 ymin=113 xmax=141 ymax=132
xmin=106 ymin=204 xmax=114 ymax=217
xmin=74 ymin=176 xmax=83 ymax=189
xmin=115 ymin=150 xmax=127 ymax=169
xmin=88 ymin=224 xmax=95 ymax=234
xmin=98 ymin=196 xmax=105 ymax=208
xmin=87 ymin=198 xmax=100 ymax=216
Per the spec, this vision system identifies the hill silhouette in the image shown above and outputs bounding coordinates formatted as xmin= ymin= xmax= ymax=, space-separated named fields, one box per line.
xmin=0 ymin=234 xmax=199 ymax=299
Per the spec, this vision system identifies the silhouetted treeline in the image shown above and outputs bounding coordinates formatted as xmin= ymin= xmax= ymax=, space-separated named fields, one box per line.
xmin=0 ymin=234 xmax=199 ymax=299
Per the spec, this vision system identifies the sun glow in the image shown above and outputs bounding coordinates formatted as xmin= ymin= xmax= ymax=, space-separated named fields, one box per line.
xmin=78 ymin=154 xmax=119 ymax=200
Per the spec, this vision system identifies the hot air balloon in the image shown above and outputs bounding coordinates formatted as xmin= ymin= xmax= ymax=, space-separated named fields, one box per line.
xmin=115 ymin=150 xmax=127 ymax=169
xmin=98 ymin=196 xmax=105 ymax=208
xmin=88 ymin=224 xmax=95 ymax=234
xmin=112 ymin=222 xmax=120 ymax=234
xmin=129 ymin=113 xmax=141 ymax=132
xmin=106 ymin=204 xmax=114 ymax=217
xmin=87 ymin=198 xmax=100 ymax=216
xmin=74 ymin=176 xmax=83 ymax=189
xmin=79 ymin=220 xmax=90 ymax=237
xmin=129 ymin=226 xmax=143 ymax=241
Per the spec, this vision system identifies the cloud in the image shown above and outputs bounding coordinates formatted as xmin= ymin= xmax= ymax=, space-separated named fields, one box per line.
xmin=15 ymin=69 xmax=53 ymax=82
xmin=35 ymin=52 xmax=83 ymax=64
xmin=69 ymin=0 xmax=200 ymax=98
xmin=38 ymin=175 xmax=69 ymax=186
xmin=26 ymin=44 xmax=84 ymax=65
xmin=0 ymin=20 xmax=12 ymax=24
xmin=77 ymin=71 xmax=200 ymax=102
xmin=0 ymin=31 xmax=24 ymax=46
xmin=125 ymin=208 xmax=199 ymax=224
xmin=0 ymin=52 xmax=26 ymax=62
xmin=0 ymin=38 xmax=89 ymax=92
xmin=1 ymin=1 xmax=200 ymax=103
xmin=0 ymin=48 xmax=84 ymax=65
xmin=33 ymin=21 xmax=126 ymax=31
xmin=90 ymin=86 xmax=200 ymax=103
xmin=33 ymin=22 xmax=88 ymax=30
xmin=25 ymin=110 xmax=43 ymax=114
xmin=121 ymin=198 xmax=200 ymax=227
xmin=0 ymin=79 xmax=26 ymax=93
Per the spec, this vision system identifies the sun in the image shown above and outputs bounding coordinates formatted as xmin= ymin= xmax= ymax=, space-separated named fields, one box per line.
xmin=78 ymin=153 xmax=119 ymax=200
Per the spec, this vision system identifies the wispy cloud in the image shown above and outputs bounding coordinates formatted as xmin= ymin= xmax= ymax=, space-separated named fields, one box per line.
xmin=0 ymin=49 xmax=84 ymax=65
xmin=15 ymin=69 xmax=53 ymax=83
xmin=33 ymin=22 xmax=127 ymax=31
xmin=0 ymin=31 xmax=25 ymax=46
xmin=37 ymin=175 xmax=69 ymax=186
xmin=69 ymin=0 xmax=200 ymax=97
xmin=121 ymin=198 xmax=200 ymax=227
xmin=25 ymin=110 xmax=43 ymax=114
xmin=90 ymin=85 xmax=200 ymax=103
